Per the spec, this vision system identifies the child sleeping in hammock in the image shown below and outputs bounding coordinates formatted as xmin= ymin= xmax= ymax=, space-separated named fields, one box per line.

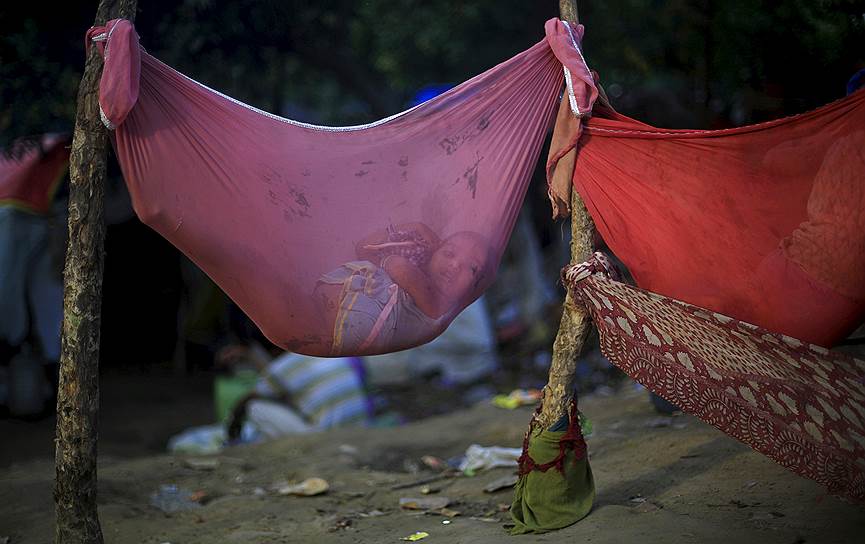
xmin=314 ymin=223 xmax=493 ymax=355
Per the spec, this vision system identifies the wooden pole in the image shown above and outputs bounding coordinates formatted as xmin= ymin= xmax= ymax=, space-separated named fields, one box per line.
xmin=536 ymin=0 xmax=596 ymax=430
xmin=55 ymin=1 xmax=137 ymax=542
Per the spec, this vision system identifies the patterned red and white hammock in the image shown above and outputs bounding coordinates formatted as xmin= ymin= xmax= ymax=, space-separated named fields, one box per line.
xmin=564 ymin=254 xmax=865 ymax=503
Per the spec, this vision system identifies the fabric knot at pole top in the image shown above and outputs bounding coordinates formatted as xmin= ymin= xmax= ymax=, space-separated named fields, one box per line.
xmin=562 ymin=251 xmax=620 ymax=285
xmin=543 ymin=19 xmax=598 ymax=118
xmin=86 ymin=19 xmax=140 ymax=130
xmin=85 ymin=18 xmax=596 ymax=357
xmin=541 ymin=18 xmax=597 ymax=219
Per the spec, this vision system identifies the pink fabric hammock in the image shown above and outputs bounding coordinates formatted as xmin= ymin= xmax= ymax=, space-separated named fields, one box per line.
xmin=0 ymin=134 xmax=69 ymax=214
xmin=88 ymin=18 xmax=598 ymax=356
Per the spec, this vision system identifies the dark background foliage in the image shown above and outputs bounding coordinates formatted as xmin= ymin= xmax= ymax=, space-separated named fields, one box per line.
xmin=2 ymin=0 xmax=863 ymax=144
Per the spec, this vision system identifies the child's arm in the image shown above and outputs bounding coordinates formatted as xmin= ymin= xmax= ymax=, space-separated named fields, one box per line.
xmin=355 ymin=222 xmax=440 ymax=264
xmin=381 ymin=255 xmax=448 ymax=318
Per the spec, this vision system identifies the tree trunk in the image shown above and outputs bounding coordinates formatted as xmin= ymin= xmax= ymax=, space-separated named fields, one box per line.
xmin=55 ymin=1 xmax=137 ymax=543
xmin=536 ymin=0 xmax=596 ymax=430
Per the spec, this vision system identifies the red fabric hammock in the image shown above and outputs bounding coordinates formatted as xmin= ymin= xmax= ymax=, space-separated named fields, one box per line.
xmin=564 ymin=255 xmax=865 ymax=503
xmin=549 ymin=91 xmax=865 ymax=348
xmin=0 ymin=134 xmax=69 ymax=214
xmin=89 ymin=18 xmax=597 ymax=357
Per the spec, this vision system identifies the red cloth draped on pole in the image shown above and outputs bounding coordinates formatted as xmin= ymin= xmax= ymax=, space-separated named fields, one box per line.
xmin=87 ymin=18 xmax=597 ymax=356
xmin=0 ymin=134 xmax=69 ymax=214
xmin=549 ymin=91 xmax=865 ymax=347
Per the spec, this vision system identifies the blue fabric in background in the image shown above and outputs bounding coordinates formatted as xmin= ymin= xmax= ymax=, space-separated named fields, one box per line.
xmin=410 ymin=84 xmax=455 ymax=106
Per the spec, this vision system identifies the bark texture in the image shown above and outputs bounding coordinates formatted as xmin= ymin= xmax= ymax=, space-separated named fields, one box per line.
xmin=55 ymin=1 xmax=137 ymax=542
xmin=536 ymin=0 xmax=596 ymax=430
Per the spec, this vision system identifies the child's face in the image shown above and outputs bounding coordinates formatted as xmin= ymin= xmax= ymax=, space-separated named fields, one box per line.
xmin=428 ymin=233 xmax=488 ymax=303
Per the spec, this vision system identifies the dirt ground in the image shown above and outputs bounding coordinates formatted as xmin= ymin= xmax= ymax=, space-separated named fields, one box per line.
xmin=1 ymin=368 xmax=864 ymax=544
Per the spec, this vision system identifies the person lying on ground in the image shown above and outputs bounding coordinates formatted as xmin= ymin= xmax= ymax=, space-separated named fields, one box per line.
xmin=217 ymin=342 xmax=373 ymax=442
